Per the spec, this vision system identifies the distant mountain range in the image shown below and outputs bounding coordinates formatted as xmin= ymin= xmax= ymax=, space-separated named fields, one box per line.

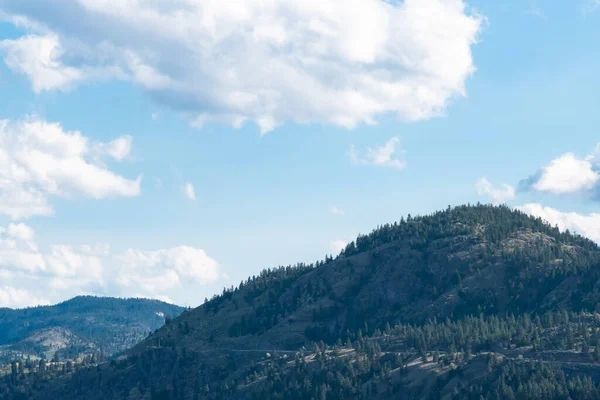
xmin=6 ymin=205 xmax=600 ymax=399
xmin=0 ymin=296 xmax=184 ymax=365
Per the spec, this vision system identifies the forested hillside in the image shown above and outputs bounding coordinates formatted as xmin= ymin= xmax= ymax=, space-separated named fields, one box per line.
xmin=0 ymin=296 xmax=184 ymax=367
xmin=7 ymin=204 xmax=600 ymax=399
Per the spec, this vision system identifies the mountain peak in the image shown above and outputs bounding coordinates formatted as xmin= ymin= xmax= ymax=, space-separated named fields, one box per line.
xmin=7 ymin=204 xmax=600 ymax=399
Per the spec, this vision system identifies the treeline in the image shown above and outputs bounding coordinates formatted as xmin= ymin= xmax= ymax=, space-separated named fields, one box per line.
xmin=341 ymin=204 xmax=597 ymax=258
xmin=0 ymin=351 xmax=106 ymax=399
xmin=241 ymin=310 xmax=600 ymax=400
xmin=0 ymin=296 xmax=184 ymax=366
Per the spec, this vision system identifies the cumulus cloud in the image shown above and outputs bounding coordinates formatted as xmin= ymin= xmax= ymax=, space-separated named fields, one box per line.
xmin=0 ymin=118 xmax=141 ymax=219
xmin=0 ymin=226 xmax=103 ymax=278
xmin=118 ymin=247 xmax=220 ymax=293
xmin=533 ymin=153 xmax=597 ymax=194
xmin=183 ymin=183 xmax=196 ymax=201
xmin=0 ymin=0 xmax=482 ymax=132
xmin=0 ymin=34 xmax=85 ymax=93
xmin=517 ymin=203 xmax=600 ymax=245
xmin=350 ymin=136 xmax=406 ymax=169
xmin=0 ymin=286 xmax=51 ymax=309
xmin=519 ymin=146 xmax=600 ymax=196
xmin=0 ymin=224 xmax=222 ymax=308
xmin=6 ymin=223 xmax=35 ymax=242
xmin=476 ymin=178 xmax=516 ymax=205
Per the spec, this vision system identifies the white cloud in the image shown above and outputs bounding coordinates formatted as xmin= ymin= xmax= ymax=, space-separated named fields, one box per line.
xmin=476 ymin=178 xmax=516 ymax=204
xmin=0 ymin=183 xmax=54 ymax=221
xmin=350 ymin=136 xmax=406 ymax=169
xmin=0 ymin=34 xmax=84 ymax=93
xmin=80 ymin=243 xmax=111 ymax=257
xmin=45 ymin=245 xmax=104 ymax=279
xmin=517 ymin=203 xmax=600 ymax=244
xmin=0 ymin=118 xmax=141 ymax=219
xmin=117 ymin=268 xmax=181 ymax=294
xmin=0 ymin=224 xmax=44 ymax=273
xmin=0 ymin=270 xmax=14 ymax=280
xmin=330 ymin=240 xmax=348 ymax=254
xmin=7 ymin=223 xmax=35 ymax=242
xmin=0 ymin=286 xmax=51 ymax=309
xmin=0 ymin=225 xmax=101 ymax=277
xmin=331 ymin=207 xmax=345 ymax=216
xmin=119 ymin=246 xmax=220 ymax=286
xmin=533 ymin=153 xmax=598 ymax=194
xmin=0 ymin=224 xmax=222 ymax=307
xmin=6 ymin=223 xmax=37 ymax=251
xmin=183 ymin=183 xmax=196 ymax=201
xmin=93 ymin=135 xmax=133 ymax=162
xmin=0 ymin=0 xmax=482 ymax=132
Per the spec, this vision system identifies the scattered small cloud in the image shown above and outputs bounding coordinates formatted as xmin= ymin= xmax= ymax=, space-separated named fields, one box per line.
xmin=183 ymin=183 xmax=196 ymax=201
xmin=331 ymin=207 xmax=345 ymax=216
xmin=476 ymin=178 xmax=516 ymax=205
xmin=0 ymin=117 xmax=141 ymax=220
xmin=350 ymin=137 xmax=406 ymax=169
xmin=93 ymin=135 xmax=133 ymax=162
xmin=519 ymin=148 xmax=599 ymax=195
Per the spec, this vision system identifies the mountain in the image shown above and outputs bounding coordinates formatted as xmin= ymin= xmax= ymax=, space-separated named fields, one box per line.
xmin=7 ymin=204 xmax=600 ymax=399
xmin=0 ymin=296 xmax=184 ymax=365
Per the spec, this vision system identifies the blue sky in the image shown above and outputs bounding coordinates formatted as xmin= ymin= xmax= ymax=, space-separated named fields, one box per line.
xmin=0 ymin=0 xmax=599 ymax=308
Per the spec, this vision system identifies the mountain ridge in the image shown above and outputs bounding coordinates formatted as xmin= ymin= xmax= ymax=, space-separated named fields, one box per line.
xmin=0 ymin=296 xmax=184 ymax=365
xmin=6 ymin=204 xmax=600 ymax=399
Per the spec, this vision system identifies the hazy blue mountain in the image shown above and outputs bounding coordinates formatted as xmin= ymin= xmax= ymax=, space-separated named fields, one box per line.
xmin=0 ymin=296 xmax=184 ymax=365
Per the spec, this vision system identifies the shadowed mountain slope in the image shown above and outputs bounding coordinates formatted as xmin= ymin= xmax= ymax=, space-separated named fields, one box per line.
xmin=8 ymin=204 xmax=600 ymax=399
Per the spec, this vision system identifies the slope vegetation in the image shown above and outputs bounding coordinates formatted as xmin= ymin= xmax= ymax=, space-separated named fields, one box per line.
xmin=0 ymin=296 xmax=184 ymax=364
xmin=8 ymin=205 xmax=600 ymax=399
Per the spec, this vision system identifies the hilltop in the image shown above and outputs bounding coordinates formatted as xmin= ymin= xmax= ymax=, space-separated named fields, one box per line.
xmin=7 ymin=204 xmax=600 ymax=399
xmin=0 ymin=296 xmax=184 ymax=366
